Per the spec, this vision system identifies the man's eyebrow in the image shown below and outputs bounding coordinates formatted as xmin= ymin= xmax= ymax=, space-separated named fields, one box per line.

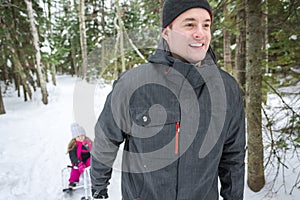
xmin=182 ymin=18 xmax=211 ymax=22
xmin=182 ymin=18 xmax=197 ymax=22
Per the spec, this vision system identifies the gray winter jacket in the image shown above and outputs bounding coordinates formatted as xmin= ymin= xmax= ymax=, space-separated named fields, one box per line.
xmin=91 ymin=40 xmax=246 ymax=200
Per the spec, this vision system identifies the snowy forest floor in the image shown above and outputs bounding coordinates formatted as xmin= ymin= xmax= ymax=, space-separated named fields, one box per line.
xmin=0 ymin=75 xmax=299 ymax=200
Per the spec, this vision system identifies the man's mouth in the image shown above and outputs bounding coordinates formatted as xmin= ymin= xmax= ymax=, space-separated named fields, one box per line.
xmin=189 ymin=43 xmax=205 ymax=47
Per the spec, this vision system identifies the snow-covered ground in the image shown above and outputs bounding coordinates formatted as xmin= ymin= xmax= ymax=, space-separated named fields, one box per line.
xmin=0 ymin=75 xmax=299 ymax=200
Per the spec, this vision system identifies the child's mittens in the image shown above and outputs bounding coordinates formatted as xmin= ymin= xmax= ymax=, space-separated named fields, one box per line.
xmin=78 ymin=162 xmax=85 ymax=173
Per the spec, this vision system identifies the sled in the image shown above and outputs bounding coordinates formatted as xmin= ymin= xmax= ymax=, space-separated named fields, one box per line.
xmin=61 ymin=165 xmax=92 ymax=200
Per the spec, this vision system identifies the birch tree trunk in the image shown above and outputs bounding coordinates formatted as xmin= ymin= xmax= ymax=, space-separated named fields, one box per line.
xmin=25 ymin=0 xmax=48 ymax=105
xmin=112 ymin=14 xmax=120 ymax=79
xmin=79 ymin=0 xmax=88 ymax=79
xmin=116 ymin=0 xmax=126 ymax=72
xmin=246 ymin=0 xmax=265 ymax=192
xmin=235 ymin=0 xmax=246 ymax=95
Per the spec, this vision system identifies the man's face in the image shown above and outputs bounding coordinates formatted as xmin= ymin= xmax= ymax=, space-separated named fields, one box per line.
xmin=162 ymin=8 xmax=212 ymax=64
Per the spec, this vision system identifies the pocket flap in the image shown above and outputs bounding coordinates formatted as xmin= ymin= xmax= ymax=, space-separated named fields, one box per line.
xmin=130 ymin=104 xmax=180 ymax=127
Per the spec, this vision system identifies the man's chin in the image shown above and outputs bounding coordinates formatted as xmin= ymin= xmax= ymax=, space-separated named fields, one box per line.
xmin=187 ymin=57 xmax=206 ymax=65
xmin=171 ymin=53 xmax=205 ymax=65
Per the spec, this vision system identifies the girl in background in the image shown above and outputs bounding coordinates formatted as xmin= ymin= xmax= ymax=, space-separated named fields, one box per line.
xmin=67 ymin=123 xmax=92 ymax=188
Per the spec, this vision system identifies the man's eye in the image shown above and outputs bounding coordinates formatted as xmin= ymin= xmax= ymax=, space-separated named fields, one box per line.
xmin=204 ymin=24 xmax=211 ymax=28
xmin=185 ymin=23 xmax=194 ymax=27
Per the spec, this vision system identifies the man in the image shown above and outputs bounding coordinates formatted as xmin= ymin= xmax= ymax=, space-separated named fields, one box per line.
xmin=91 ymin=0 xmax=246 ymax=199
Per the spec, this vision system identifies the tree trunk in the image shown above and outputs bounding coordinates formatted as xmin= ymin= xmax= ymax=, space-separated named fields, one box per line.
xmin=13 ymin=72 xmax=21 ymax=97
xmin=11 ymin=52 xmax=32 ymax=101
xmin=47 ymin=0 xmax=56 ymax=86
xmin=263 ymin=0 xmax=269 ymax=73
xmin=245 ymin=0 xmax=265 ymax=192
xmin=70 ymin=0 xmax=78 ymax=77
xmin=79 ymin=0 xmax=88 ymax=79
xmin=25 ymin=0 xmax=48 ymax=105
xmin=159 ymin=0 xmax=164 ymax=27
xmin=44 ymin=63 xmax=49 ymax=83
xmin=51 ymin=63 xmax=57 ymax=86
xmin=6 ymin=28 xmax=32 ymax=101
xmin=223 ymin=5 xmax=232 ymax=73
xmin=100 ymin=0 xmax=106 ymax=36
xmin=116 ymin=0 xmax=126 ymax=72
xmin=235 ymin=0 xmax=246 ymax=96
xmin=1 ymin=45 xmax=9 ymax=83
xmin=0 ymin=86 xmax=6 ymax=115
xmin=71 ymin=38 xmax=78 ymax=76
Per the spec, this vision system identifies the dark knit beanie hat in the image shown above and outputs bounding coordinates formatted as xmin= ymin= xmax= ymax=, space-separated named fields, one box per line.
xmin=162 ymin=0 xmax=212 ymax=28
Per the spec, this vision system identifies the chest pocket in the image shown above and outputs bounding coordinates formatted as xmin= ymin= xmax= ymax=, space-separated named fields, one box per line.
xmin=129 ymin=103 xmax=180 ymax=154
xmin=128 ymin=83 xmax=181 ymax=154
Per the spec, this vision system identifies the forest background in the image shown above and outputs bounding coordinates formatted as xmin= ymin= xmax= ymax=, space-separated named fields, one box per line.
xmin=0 ymin=0 xmax=299 ymax=196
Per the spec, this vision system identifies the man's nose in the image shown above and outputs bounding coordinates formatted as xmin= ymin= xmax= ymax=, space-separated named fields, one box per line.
xmin=193 ymin=27 xmax=204 ymax=39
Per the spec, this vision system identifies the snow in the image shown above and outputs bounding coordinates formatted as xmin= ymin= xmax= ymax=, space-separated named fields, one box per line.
xmin=289 ymin=35 xmax=297 ymax=40
xmin=0 ymin=75 xmax=299 ymax=200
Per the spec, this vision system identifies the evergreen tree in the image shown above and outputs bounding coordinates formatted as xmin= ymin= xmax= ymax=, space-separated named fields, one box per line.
xmin=245 ymin=0 xmax=265 ymax=192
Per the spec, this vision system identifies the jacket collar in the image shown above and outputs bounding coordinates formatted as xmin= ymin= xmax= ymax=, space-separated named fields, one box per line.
xmin=148 ymin=38 xmax=218 ymax=67
xmin=148 ymin=39 xmax=219 ymax=89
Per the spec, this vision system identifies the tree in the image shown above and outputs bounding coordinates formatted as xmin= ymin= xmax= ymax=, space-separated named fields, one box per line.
xmin=94 ymin=0 xmax=161 ymax=79
xmin=245 ymin=0 xmax=265 ymax=192
xmin=223 ymin=3 xmax=232 ymax=74
xmin=0 ymin=85 xmax=5 ymax=114
xmin=5 ymin=30 xmax=33 ymax=102
xmin=116 ymin=0 xmax=126 ymax=73
xmin=235 ymin=0 xmax=246 ymax=96
xmin=79 ymin=0 xmax=88 ymax=79
xmin=25 ymin=0 xmax=48 ymax=105
xmin=1 ymin=1 xmax=33 ymax=102
xmin=43 ymin=0 xmax=57 ymax=86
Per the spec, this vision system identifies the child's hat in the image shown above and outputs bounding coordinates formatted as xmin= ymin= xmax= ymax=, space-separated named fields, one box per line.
xmin=70 ymin=123 xmax=86 ymax=139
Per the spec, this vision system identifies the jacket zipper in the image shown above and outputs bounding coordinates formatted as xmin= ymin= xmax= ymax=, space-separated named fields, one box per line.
xmin=175 ymin=122 xmax=180 ymax=154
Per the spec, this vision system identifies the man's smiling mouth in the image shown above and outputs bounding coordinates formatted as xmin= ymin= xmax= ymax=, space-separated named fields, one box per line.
xmin=189 ymin=43 xmax=204 ymax=47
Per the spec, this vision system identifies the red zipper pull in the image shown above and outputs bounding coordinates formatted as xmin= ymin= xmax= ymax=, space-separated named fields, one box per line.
xmin=175 ymin=122 xmax=180 ymax=154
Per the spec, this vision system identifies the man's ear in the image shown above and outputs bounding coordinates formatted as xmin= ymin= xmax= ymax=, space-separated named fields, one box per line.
xmin=162 ymin=27 xmax=169 ymax=40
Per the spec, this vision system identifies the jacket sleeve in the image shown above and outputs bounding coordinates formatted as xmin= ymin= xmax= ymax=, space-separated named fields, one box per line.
xmin=90 ymin=80 xmax=127 ymax=192
xmin=69 ymin=146 xmax=81 ymax=166
xmin=218 ymin=86 xmax=246 ymax=200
